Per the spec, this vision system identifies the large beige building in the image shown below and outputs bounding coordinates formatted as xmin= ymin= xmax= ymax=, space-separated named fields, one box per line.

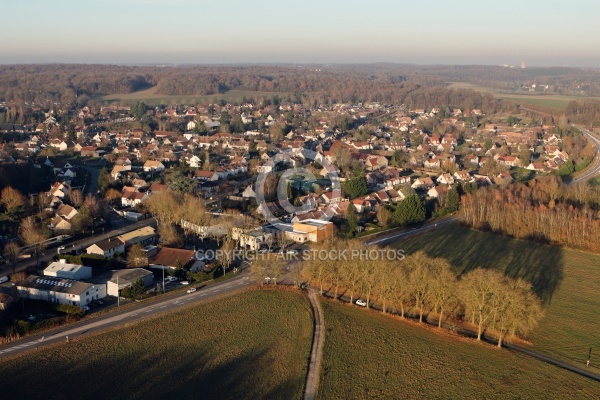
xmin=262 ymin=219 xmax=333 ymax=244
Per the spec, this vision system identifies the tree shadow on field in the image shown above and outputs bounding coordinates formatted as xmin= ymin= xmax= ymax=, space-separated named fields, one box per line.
xmin=397 ymin=225 xmax=564 ymax=305
xmin=1 ymin=345 xmax=302 ymax=400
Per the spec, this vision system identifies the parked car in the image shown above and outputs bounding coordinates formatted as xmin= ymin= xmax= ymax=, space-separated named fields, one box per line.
xmin=186 ymin=288 xmax=196 ymax=293
xmin=181 ymin=281 xmax=190 ymax=285
xmin=355 ymin=299 xmax=367 ymax=307
xmin=82 ymin=306 xmax=90 ymax=311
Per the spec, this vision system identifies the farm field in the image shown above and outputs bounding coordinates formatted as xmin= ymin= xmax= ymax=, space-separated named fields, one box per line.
xmin=318 ymin=298 xmax=600 ymax=399
xmin=396 ymin=224 xmax=600 ymax=367
xmin=0 ymin=289 xmax=313 ymax=400
xmin=98 ymin=87 xmax=289 ymax=105
xmin=447 ymin=82 xmax=600 ymax=110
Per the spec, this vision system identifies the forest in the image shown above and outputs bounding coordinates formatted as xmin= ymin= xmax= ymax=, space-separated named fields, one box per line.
xmin=460 ymin=176 xmax=600 ymax=252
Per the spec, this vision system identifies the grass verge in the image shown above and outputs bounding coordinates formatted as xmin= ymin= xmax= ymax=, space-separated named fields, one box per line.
xmin=0 ymin=289 xmax=313 ymax=400
xmin=318 ymin=298 xmax=600 ymax=399
xmin=395 ymin=224 xmax=600 ymax=366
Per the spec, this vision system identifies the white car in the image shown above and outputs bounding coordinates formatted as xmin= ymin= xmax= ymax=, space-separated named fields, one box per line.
xmin=186 ymin=288 xmax=196 ymax=293
xmin=355 ymin=299 xmax=367 ymax=307
xmin=181 ymin=281 xmax=190 ymax=285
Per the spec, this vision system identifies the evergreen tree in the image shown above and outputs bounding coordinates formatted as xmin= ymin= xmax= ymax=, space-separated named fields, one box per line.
xmin=346 ymin=204 xmax=358 ymax=236
xmin=393 ymin=194 xmax=425 ymax=225
xmin=446 ymin=187 xmax=460 ymax=213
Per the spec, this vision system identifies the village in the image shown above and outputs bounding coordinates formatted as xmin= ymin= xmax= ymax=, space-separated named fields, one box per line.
xmin=0 ymin=95 xmax=590 ymax=318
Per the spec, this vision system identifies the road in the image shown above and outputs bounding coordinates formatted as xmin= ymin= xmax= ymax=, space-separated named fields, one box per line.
xmin=364 ymin=217 xmax=459 ymax=247
xmin=303 ymin=288 xmax=325 ymax=400
xmin=0 ymin=269 xmax=253 ymax=359
xmin=0 ymin=218 xmax=156 ymax=276
xmin=571 ymin=125 xmax=600 ymax=184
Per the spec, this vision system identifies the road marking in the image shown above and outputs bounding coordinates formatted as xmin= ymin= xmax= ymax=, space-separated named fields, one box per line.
xmin=159 ymin=305 xmax=166 ymax=309
xmin=144 ymin=309 xmax=152 ymax=313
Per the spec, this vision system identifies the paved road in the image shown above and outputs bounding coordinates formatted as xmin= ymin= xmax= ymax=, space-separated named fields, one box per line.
xmin=364 ymin=217 xmax=459 ymax=247
xmin=78 ymin=164 xmax=101 ymax=195
xmin=571 ymin=125 xmax=600 ymax=184
xmin=303 ymin=288 xmax=325 ymax=400
xmin=0 ymin=270 xmax=253 ymax=359
xmin=0 ymin=218 xmax=156 ymax=276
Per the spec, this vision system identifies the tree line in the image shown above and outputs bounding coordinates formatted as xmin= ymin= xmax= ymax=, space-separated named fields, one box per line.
xmin=460 ymin=177 xmax=600 ymax=252
xmin=300 ymin=240 xmax=543 ymax=347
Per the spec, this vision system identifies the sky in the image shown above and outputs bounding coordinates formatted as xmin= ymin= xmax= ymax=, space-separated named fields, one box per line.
xmin=1 ymin=0 xmax=599 ymax=66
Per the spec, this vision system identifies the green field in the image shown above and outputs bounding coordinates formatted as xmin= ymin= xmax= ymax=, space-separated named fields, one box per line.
xmin=448 ymin=82 xmax=600 ymax=110
xmin=395 ymin=224 xmax=600 ymax=366
xmin=0 ymin=290 xmax=313 ymax=400
xmin=318 ymin=299 xmax=599 ymax=399
xmin=98 ymin=87 xmax=289 ymax=105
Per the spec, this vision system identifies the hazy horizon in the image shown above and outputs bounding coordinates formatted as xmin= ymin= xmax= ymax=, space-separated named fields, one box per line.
xmin=1 ymin=0 xmax=600 ymax=67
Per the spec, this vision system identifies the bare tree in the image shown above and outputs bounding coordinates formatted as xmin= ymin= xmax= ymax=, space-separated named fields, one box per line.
xmin=1 ymin=186 xmax=26 ymax=213
xmin=126 ymin=244 xmax=148 ymax=268
xmin=376 ymin=206 xmax=392 ymax=227
xmin=19 ymin=217 xmax=50 ymax=265
xmin=69 ymin=189 xmax=84 ymax=207
xmin=3 ymin=242 xmax=21 ymax=274
xmin=429 ymin=259 xmax=457 ymax=328
xmin=459 ymin=268 xmax=499 ymax=341
xmin=406 ymin=252 xmax=433 ymax=323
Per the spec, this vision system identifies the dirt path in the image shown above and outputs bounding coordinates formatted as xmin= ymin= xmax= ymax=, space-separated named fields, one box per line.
xmin=304 ymin=289 xmax=325 ymax=400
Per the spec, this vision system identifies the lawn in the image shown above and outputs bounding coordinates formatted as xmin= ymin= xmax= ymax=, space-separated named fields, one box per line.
xmin=0 ymin=289 xmax=313 ymax=400
xmin=97 ymin=87 xmax=290 ymax=105
xmin=447 ymin=82 xmax=600 ymax=110
xmin=318 ymin=299 xmax=600 ymax=399
xmin=395 ymin=224 xmax=600 ymax=367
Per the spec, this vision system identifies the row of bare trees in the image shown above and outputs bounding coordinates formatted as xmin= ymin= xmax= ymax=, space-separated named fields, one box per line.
xmin=302 ymin=240 xmax=543 ymax=347
xmin=460 ymin=178 xmax=600 ymax=252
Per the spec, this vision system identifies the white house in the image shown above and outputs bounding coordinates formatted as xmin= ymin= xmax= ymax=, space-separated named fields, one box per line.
xmin=17 ymin=275 xmax=106 ymax=306
xmin=86 ymin=238 xmax=125 ymax=257
xmin=143 ymin=160 xmax=166 ymax=172
xmin=44 ymin=260 xmax=92 ymax=280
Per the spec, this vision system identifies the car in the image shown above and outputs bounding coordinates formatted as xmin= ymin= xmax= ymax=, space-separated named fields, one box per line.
xmin=94 ymin=300 xmax=104 ymax=305
xmin=257 ymin=249 xmax=267 ymax=254
xmin=82 ymin=306 xmax=90 ymax=311
xmin=57 ymin=245 xmax=66 ymax=254
xmin=355 ymin=299 xmax=367 ymax=307
xmin=186 ymin=288 xmax=196 ymax=293
xmin=181 ymin=281 xmax=190 ymax=285
xmin=168 ymin=276 xmax=178 ymax=282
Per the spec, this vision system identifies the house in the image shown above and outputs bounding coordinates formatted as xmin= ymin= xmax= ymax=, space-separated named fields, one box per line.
xmin=194 ymin=170 xmax=219 ymax=181
xmin=319 ymin=190 xmax=342 ymax=205
xmin=104 ymin=268 xmax=154 ymax=297
xmin=364 ymin=155 xmax=389 ymax=171
xmin=262 ymin=219 xmax=333 ymax=244
xmin=148 ymin=183 xmax=169 ymax=194
xmin=454 ymin=171 xmax=473 ymax=182
xmin=86 ymin=238 xmax=125 ymax=257
xmin=143 ymin=160 xmax=165 ymax=172
xmin=121 ymin=191 xmax=148 ymax=207
xmin=56 ymin=203 xmax=78 ymax=220
xmin=16 ymin=275 xmax=106 ymax=307
xmin=436 ymin=173 xmax=455 ymax=185
xmin=497 ymin=155 xmax=521 ymax=167
xmin=411 ymin=177 xmax=435 ymax=190
xmin=44 ymin=260 xmax=92 ymax=280
xmin=148 ymin=247 xmax=196 ymax=270
xmin=526 ymin=162 xmax=546 ymax=172
xmin=428 ymin=185 xmax=449 ymax=198
xmin=117 ymin=226 xmax=157 ymax=248
xmin=231 ymin=227 xmax=273 ymax=251
xmin=80 ymin=146 xmax=104 ymax=157
xmin=50 ymin=215 xmax=72 ymax=232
